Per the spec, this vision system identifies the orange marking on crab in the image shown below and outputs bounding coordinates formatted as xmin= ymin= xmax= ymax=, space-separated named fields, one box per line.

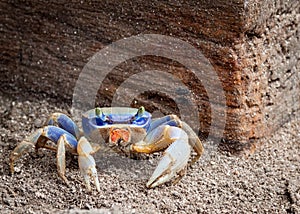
xmin=110 ymin=128 xmax=130 ymax=144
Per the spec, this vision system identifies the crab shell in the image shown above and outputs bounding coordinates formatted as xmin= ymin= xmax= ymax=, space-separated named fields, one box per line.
xmin=82 ymin=107 xmax=152 ymax=154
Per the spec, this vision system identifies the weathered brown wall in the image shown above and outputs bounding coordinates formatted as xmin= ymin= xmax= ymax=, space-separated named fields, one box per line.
xmin=1 ymin=0 xmax=299 ymax=152
xmin=241 ymin=0 xmax=300 ymax=145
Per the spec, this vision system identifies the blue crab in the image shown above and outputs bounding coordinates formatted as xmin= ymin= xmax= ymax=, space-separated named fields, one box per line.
xmin=10 ymin=107 xmax=203 ymax=191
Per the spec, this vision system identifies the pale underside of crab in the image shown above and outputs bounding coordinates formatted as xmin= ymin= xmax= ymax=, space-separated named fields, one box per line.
xmin=10 ymin=107 xmax=204 ymax=191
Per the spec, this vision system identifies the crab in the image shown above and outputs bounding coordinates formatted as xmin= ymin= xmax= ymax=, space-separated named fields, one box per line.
xmin=10 ymin=106 xmax=204 ymax=191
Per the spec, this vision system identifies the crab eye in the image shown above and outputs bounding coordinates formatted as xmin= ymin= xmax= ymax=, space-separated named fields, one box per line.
xmin=130 ymin=106 xmax=148 ymax=125
xmin=137 ymin=106 xmax=145 ymax=117
xmin=129 ymin=106 xmax=146 ymax=124
xmin=95 ymin=107 xmax=102 ymax=116
xmin=94 ymin=108 xmax=112 ymax=125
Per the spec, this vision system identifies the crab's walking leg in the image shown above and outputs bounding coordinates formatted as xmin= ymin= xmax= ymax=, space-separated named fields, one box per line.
xmin=46 ymin=113 xmax=81 ymax=139
xmin=10 ymin=126 xmax=77 ymax=181
xmin=77 ymin=136 xmax=100 ymax=192
xmin=131 ymin=125 xmax=193 ymax=188
xmin=10 ymin=129 xmax=43 ymax=173
xmin=181 ymin=122 xmax=204 ymax=165
xmin=147 ymin=115 xmax=182 ymax=133
xmin=56 ymin=134 xmax=78 ymax=184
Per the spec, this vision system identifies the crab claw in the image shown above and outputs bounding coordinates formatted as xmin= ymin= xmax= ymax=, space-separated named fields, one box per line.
xmin=77 ymin=136 xmax=100 ymax=192
xmin=146 ymin=134 xmax=191 ymax=188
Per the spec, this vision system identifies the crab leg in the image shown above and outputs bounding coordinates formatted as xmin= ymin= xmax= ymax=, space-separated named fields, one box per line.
xmin=10 ymin=129 xmax=42 ymax=173
xmin=56 ymin=134 xmax=79 ymax=184
xmin=46 ymin=113 xmax=81 ymax=140
xmin=131 ymin=125 xmax=193 ymax=188
xmin=147 ymin=115 xmax=182 ymax=133
xmin=10 ymin=126 xmax=78 ymax=179
xmin=181 ymin=122 xmax=204 ymax=165
xmin=77 ymin=136 xmax=100 ymax=192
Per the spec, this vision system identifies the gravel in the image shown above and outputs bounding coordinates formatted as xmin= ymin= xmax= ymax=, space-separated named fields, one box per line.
xmin=0 ymin=91 xmax=299 ymax=213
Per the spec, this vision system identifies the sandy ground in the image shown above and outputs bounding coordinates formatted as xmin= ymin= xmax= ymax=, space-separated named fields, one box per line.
xmin=0 ymin=91 xmax=299 ymax=214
